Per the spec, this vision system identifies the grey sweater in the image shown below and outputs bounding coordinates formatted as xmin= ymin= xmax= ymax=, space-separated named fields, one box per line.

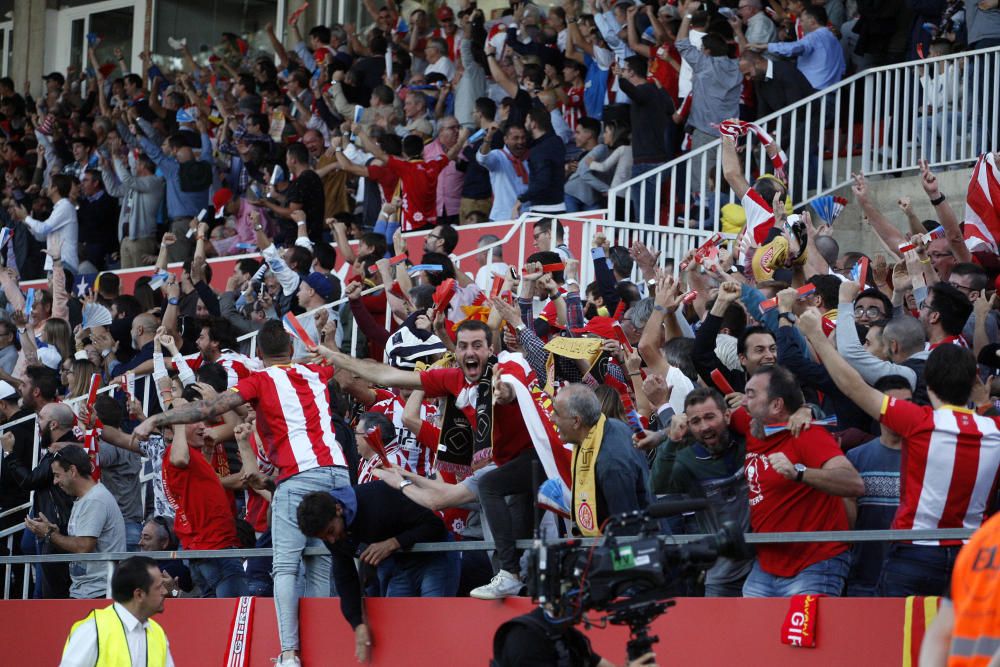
xmin=101 ymin=158 xmax=165 ymax=241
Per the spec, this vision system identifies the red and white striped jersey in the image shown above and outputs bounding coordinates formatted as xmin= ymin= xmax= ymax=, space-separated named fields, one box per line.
xmin=176 ymin=350 xmax=263 ymax=388
xmin=370 ymin=390 xmax=440 ymax=477
xmin=561 ymin=86 xmax=585 ymax=133
xmin=880 ymin=396 xmax=1000 ymax=545
xmin=357 ymin=444 xmax=411 ymax=485
xmin=927 ymin=334 xmax=970 ymax=351
xmin=233 ymin=363 xmax=347 ymax=481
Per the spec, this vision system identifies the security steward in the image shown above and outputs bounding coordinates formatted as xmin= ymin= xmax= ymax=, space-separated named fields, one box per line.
xmin=61 ymin=556 xmax=175 ymax=667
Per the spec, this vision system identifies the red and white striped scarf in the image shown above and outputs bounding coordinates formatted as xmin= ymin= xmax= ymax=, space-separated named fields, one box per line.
xmin=716 ymin=119 xmax=789 ymax=182
xmin=496 ymin=352 xmax=572 ymax=506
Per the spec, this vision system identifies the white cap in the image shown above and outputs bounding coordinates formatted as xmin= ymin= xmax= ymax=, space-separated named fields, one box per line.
xmin=0 ymin=380 xmax=17 ymax=402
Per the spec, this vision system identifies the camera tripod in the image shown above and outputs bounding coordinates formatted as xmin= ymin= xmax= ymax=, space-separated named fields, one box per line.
xmin=604 ymin=596 xmax=676 ymax=661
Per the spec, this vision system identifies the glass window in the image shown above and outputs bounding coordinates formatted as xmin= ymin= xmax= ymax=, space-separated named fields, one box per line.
xmin=152 ymin=0 xmax=277 ymax=71
xmin=89 ymin=6 xmax=134 ymax=71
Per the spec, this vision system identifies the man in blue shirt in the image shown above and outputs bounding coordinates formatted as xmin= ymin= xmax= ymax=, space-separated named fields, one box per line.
xmin=476 ymin=123 xmax=530 ymax=221
xmin=750 ymin=5 xmax=845 ymax=91
xmin=135 ymin=113 xmax=214 ymax=262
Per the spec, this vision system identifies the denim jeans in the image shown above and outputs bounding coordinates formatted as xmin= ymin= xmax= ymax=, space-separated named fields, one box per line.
xmin=124 ymin=521 xmax=142 ymax=553
xmin=246 ymin=530 xmax=274 ymax=597
xmin=378 ymin=551 xmax=461 ymax=598
xmin=742 ymin=550 xmax=850 ymax=597
xmin=272 ymin=465 xmax=350 ymax=652
xmin=189 ymin=555 xmax=249 ymax=598
xmin=876 ymin=543 xmax=961 ymax=597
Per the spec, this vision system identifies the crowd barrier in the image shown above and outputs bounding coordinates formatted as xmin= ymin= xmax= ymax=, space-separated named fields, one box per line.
xmin=0 ymin=595 xmax=926 ymax=665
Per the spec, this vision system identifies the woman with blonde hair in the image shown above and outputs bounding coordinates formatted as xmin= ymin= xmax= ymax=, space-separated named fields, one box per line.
xmin=61 ymin=358 xmax=101 ymax=399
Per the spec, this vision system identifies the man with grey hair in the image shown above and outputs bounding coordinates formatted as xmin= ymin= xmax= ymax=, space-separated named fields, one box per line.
xmin=730 ymin=0 xmax=776 ymax=48
xmin=836 ymin=286 xmax=930 ymax=404
xmin=474 ymin=234 xmax=510 ymax=291
xmin=550 ymin=383 xmax=651 ymax=535
xmin=424 ymin=37 xmax=456 ymax=79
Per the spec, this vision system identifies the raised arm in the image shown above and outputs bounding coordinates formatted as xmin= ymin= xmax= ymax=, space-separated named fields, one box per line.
xmin=486 ymin=44 xmax=519 ymax=98
xmin=721 ymin=133 xmax=750 ymax=199
xmin=851 ymin=173 xmax=907 ymax=256
xmin=919 ymin=158 xmax=971 ymax=263
xmin=798 ymin=310 xmax=885 ymax=418
xmin=316 ymin=346 xmax=424 ymax=389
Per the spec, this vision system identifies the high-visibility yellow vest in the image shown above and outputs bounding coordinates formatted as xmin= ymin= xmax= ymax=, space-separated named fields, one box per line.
xmin=64 ymin=605 xmax=168 ymax=667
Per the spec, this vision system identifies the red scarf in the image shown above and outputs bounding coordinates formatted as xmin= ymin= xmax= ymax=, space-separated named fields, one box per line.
xmin=503 ymin=148 xmax=529 ymax=184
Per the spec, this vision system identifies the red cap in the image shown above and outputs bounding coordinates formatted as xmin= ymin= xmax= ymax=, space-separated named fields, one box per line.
xmin=571 ymin=316 xmax=629 ymax=347
xmin=213 ymin=188 xmax=234 ymax=217
xmin=537 ymin=301 xmax=565 ymax=331
xmin=436 ymin=5 xmax=455 ymax=21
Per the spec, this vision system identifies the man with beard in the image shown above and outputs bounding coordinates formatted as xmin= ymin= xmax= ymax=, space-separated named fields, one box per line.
xmin=315 ymin=320 xmax=537 ymax=600
xmin=733 ymin=365 xmax=863 ymax=597
xmin=650 ymin=387 xmax=754 ymax=596
xmin=4 ymin=399 xmax=77 ymax=597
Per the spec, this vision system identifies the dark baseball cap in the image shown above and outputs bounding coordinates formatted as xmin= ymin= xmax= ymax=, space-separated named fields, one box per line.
xmin=43 ymin=72 xmax=65 ymax=86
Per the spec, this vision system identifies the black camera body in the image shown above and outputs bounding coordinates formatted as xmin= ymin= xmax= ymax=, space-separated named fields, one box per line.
xmin=525 ymin=500 xmax=749 ymax=660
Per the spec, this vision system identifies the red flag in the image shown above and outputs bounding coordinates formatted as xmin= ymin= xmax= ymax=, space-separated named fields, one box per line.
xmin=433 ymin=278 xmax=457 ymax=312
xmin=964 ymin=153 xmax=1000 ymax=253
xmin=780 ymin=594 xmax=821 ymax=647
xmin=364 ymin=426 xmax=391 ymax=467
xmin=710 ymin=369 xmax=735 ymax=395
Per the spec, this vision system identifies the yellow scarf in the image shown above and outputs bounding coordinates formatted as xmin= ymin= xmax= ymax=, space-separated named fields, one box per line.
xmin=572 ymin=414 xmax=606 ymax=537
xmin=543 ymin=337 xmax=603 ymax=395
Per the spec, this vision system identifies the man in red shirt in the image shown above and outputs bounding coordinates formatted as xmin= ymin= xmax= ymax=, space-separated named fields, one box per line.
xmin=133 ymin=320 xmax=351 ymax=667
xmin=798 ymin=308 xmax=1000 ymax=597
xmin=733 ymin=364 xmax=864 ymax=597
xmin=316 ymin=320 xmax=537 ymax=600
xmin=357 ymin=132 xmax=467 ymax=231
xmin=161 ymin=392 xmax=247 ymax=598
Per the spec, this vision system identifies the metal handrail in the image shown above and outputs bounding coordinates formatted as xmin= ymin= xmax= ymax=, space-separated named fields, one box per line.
xmin=607 ymin=44 xmax=1000 ymax=235
xmin=0 ymin=528 xmax=976 ymax=566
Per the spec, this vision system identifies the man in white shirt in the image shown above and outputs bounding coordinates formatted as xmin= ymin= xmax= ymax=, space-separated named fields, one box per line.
xmin=424 ymin=37 xmax=456 ymax=79
xmin=61 ymin=556 xmax=176 ymax=667
xmin=14 ymin=173 xmax=79 ymax=273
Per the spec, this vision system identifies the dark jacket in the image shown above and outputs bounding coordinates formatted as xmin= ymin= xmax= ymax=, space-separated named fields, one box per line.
xmin=618 ymin=77 xmax=675 ymax=164
xmin=327 ymin=481 xmax=449 ymax=628
xmin=2 ymin=446 xmax=74 ymax=533
xmin=519 ymin=131 xmax=565 ymax=207
xmin=693 ymin=313 xmax=746 ymax=393
xmin=0 ymin=409 xmax=34 ymax=528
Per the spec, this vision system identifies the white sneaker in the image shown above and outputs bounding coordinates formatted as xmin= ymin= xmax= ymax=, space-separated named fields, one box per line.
xmin=470 ymin=569 xmax=522 ymax=600
xmin=271 ymin=655 xmax=300 ymax=666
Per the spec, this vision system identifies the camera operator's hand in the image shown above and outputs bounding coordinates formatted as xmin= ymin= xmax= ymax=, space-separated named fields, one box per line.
xmin=622 ymin=652 xmax=659 ymax=667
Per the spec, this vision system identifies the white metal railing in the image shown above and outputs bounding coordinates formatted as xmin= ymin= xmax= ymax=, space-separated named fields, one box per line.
xmin=608 ymin=45 xmax=1000 ymax=242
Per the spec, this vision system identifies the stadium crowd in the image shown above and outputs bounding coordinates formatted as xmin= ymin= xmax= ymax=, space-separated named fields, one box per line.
xmin=0 ymin=0 xmax=999 ymax=664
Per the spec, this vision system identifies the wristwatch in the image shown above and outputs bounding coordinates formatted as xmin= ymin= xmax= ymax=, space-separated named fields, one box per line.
xmin=779 ymin=312 xmax=797 ymax=324
xmin=399 ymin=479 xmax=414 ymax=491
xmin=794 ymin=463 xmax=807 ymax=483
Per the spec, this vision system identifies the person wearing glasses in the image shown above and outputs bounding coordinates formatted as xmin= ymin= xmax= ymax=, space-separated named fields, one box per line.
xmin=139 ymin=517 xmax=193 ymax=597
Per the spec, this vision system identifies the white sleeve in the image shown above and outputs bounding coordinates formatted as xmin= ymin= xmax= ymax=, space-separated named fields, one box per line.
xmin=59 ymin=617 xmax=99 ymax=667
xmin=666 ymin=366 xmax=695 ymax=416
xmin=172 ymin=354 xmax=197 ymax=387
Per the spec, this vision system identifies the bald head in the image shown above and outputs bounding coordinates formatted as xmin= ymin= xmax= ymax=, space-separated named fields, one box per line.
xmin=41 ymin=402 xmax=76 ymax=431
xmin=132 ymin=313 xmax=160 ymax=348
